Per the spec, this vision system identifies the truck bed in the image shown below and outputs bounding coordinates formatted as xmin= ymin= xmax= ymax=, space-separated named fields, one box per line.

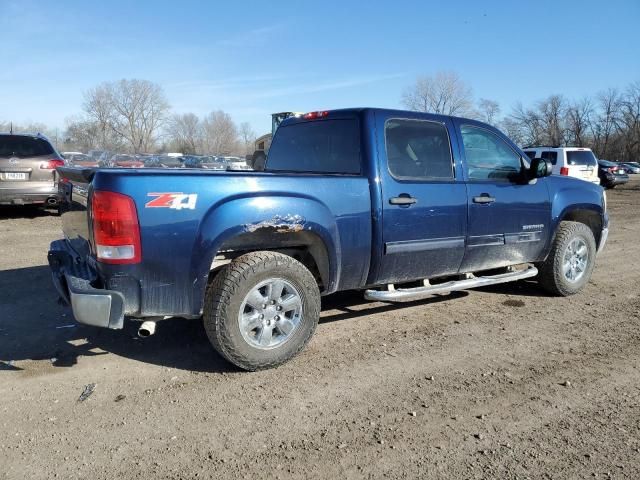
xmin=58 ymin=167 xmax=373 ymax=318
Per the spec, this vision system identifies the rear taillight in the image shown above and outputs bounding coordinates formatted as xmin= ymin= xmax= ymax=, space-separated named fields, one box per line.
xmin=40 ymin=159 xmax=65 ymax=169
xmin=560 ymin=167 xmax=569 ymax=176
xmin=608 ymin=167 xmax=617 ymax=173
xmin=91 ymin=190 xmax=141 ymax=264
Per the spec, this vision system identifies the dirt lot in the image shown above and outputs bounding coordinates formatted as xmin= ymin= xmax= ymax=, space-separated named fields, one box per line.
xmin=1 ymin=179 xmax=639 ymax=480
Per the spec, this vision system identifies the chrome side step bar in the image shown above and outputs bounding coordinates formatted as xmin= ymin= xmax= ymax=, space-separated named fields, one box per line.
xmin=364 ymin=266 xmax=538 ymax=303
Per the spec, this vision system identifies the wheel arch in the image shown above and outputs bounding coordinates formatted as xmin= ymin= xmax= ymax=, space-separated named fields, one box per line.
xmin=189 ymin=194 xmax=340 ymax=316
xmin=556 ymin=206 xmax=603 ymax=247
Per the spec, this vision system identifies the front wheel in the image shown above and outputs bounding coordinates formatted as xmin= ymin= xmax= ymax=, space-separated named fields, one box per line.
xmin=537 ymin=221 xmax=597 ymax=296
xmin=204 ymin=251 xmax=321 ymax=371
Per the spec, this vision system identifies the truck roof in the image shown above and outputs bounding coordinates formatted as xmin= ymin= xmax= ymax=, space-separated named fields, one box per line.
xmin=279 ymin=107 xmax=474 ymax=128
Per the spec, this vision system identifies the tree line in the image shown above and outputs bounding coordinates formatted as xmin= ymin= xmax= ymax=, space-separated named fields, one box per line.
xmin=2 ymin=74 xmax=639 ymax=161
xmin=2 ymin=79 xmax=256 ymax=156
xmin=402 ymin=71 xmax=640 ymax=161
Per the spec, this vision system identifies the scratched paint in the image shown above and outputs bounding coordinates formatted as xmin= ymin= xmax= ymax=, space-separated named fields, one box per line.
xmin=244 ymin=214 xmax=305 ymax=233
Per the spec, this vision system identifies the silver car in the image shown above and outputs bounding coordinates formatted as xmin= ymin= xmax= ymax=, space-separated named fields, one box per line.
xmin=0 ymin=133 xmax=63 ymax=208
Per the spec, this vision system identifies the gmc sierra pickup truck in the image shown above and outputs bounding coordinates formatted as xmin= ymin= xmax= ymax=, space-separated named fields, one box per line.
xmin=48 ymin=108 xmax=609 ymax=370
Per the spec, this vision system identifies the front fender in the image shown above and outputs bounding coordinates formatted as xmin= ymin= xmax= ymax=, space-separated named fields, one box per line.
xmin=546 ymin=177 xmax=605 ymax=251
xmin=190 ymin=193 xmax=340 ymax=313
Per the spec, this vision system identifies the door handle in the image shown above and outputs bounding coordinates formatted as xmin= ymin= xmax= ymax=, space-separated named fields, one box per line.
xmin=389 ymin=195 xmax=417 ymax=206
xmin=472 ymin=194 xmax=496 ymax=204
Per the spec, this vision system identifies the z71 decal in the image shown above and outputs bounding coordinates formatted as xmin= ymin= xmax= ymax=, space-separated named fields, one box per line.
xmin=146 ymin=192 xmax=197 ymax=210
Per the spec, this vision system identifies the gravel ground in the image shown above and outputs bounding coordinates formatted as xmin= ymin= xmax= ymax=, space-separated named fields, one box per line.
xmin=1 ymin=178 xmax=639 ymax=479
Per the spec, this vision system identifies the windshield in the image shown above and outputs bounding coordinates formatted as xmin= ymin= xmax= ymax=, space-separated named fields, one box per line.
xmin=566 ymin=150 xmax=597 ymax=167
xmin=0 ymin=136 xmax=54 ymax=158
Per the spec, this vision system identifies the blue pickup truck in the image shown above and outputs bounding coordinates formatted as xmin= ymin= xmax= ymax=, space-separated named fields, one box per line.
xmin=48 ymin=108 xmax=609 ymax=370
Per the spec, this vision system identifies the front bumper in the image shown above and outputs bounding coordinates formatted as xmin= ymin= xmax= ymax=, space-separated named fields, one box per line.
xmin=48 ymin=240 xmax=125 ymax=329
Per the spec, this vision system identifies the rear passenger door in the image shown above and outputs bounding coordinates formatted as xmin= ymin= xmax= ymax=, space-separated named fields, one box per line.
xmin=375 ymin=113 xmax=468 ymax=284
xmin=455 ymin=122 xmax=551 ymax=272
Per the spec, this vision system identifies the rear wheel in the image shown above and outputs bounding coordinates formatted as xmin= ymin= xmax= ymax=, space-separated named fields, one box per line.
xmin=537 ymin=221 xmax=596 ymax=296
xmin=204 ymin=251 xmax=320 ymax=370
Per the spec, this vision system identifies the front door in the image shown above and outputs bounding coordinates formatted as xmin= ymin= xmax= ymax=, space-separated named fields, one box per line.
xmin=376 ymin=115 xmax=467 ymax=284
xmin=455 ymin=122 xmax=551 ymax=272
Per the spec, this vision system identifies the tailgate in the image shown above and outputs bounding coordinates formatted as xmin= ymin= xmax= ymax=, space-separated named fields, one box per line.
xmin=568 ymin=164 xmax=597 ymax=181
xmin=58 ymin=167 xmax=95 ymax=258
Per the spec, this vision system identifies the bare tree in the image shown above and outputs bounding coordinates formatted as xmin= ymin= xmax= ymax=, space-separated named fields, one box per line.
xmin=402 ymin=71 xmax=474 ymax=116
xmin=565 ymin=97 xmax=593 ymax=147
xmin=166 ymin=113 xmax=201 ymax=154
xmin=477 ymin=98 xmax=501 ymax=125
xmin=62 ymin=116 xmax=101 ymax=152
xmin=617 ymin=81 xmax=640 ymax=161
xmin=508 ymin=102 xmax=544 ymax=146
xmin=592 ymin=88 xmax=621 ymax=158
xmin=537 ymin=95 xmax=567 ymax=146
xmin=83 ymin=84 xmax=116 ymax=150
xmin=83 ymin=79 xmax=169 ymax=153
xmin=238 ymin=122 xmax=256 ymax=156
xmin=201 ymin=110 xmax=239 ymax=155
xmin=499 ymin=116 xmax=526 ymax=147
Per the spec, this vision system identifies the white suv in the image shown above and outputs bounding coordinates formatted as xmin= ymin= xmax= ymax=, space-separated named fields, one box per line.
xmin=522 ymin=146 xmax=600 ymax=184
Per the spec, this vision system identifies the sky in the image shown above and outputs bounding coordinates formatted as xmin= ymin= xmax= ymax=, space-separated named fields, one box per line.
xmin=1 ymin=0 xmax=638 ymax=135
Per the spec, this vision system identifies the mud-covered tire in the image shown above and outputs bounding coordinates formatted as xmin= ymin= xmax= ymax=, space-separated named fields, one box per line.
xmin=537 ymin=221 xmax=597 ymax=296
xmin=204 ymin=251 xmax=320 ymax=371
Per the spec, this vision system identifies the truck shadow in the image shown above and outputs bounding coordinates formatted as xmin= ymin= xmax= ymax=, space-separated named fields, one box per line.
xmin=0 ymin=205 xmax=58 ymax=219
xmin=319 ymin=289 xmax=469 ymax=323
xmin=0 ymin=264 xmax=531 ymax=374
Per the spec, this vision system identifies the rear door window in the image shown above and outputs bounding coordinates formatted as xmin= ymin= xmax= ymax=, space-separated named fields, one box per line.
xmin=266 ymin=119 xmax=360 ymax=174
xmin=0 ymin=136 xmax=54 ymax=158
xmin=385 ymin=119 xmax=454 ymax=180
xmin=566 ymin=150 xmax=597 ymax=167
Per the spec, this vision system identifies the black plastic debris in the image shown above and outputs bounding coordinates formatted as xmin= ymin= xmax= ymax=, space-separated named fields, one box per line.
xmin=78 ymin=383 xmax=96 ymax=402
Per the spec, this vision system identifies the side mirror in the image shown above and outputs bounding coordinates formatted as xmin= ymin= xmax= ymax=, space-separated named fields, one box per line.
xmin=530 ymin=157 xmax=553 ymax=179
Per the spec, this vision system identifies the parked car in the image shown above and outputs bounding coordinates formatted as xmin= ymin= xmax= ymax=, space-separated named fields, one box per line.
xmin=598 ymin=160 xmax=629 ymax=188
xmin=64 ymin=153 xmax=98 ymax=168
xmin=143 ymin=155 xmax=184 ymax=168
xmin=522 ymin=146 xmax=599 ymax=184
xmin=0 ymin=133 xmax=63 ymax=208
xmin=49 ymin=108 xmax=608 ymax=371
xmin=110 ymin=154 xmax=144 ymax=168
xmin=218 ymin=156 xmax=252 ymax=170
xmin=61 ymin=151 xmax=83 ymax=158
xmin=619 ymin=162 xmax=640 ymax=174
xmin=87 ymin=150 xmax=106 ymax=161
xmin=182 ymin=155 xmax=225 ymax=170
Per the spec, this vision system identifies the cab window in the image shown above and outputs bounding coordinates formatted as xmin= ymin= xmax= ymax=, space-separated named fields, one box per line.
xmin=266 ymin=119 xmax=361 ymax=174
xmin=460 ymin=125 xmax=522 ymax=181
xmin=385 ymin=119 xmax=454 ymax=180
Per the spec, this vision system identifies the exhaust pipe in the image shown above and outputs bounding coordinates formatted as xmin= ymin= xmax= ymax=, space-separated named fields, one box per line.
xmin=138 ymin=320 xmax=156 ymax=338
xmin=47 ymin=197 xmax=58 ymax=206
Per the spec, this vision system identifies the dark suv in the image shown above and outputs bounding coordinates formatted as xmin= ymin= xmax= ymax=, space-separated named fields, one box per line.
xmin=0 ymin=133 xmax=64 ymax=208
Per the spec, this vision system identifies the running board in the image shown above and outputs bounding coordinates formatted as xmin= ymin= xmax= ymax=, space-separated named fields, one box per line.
xmin=364 ymin=266 xmax=538 ymax=303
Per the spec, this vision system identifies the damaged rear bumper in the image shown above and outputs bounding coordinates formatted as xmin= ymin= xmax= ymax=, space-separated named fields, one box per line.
xmin=48 ymin=240 xmax=125 ymax=329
